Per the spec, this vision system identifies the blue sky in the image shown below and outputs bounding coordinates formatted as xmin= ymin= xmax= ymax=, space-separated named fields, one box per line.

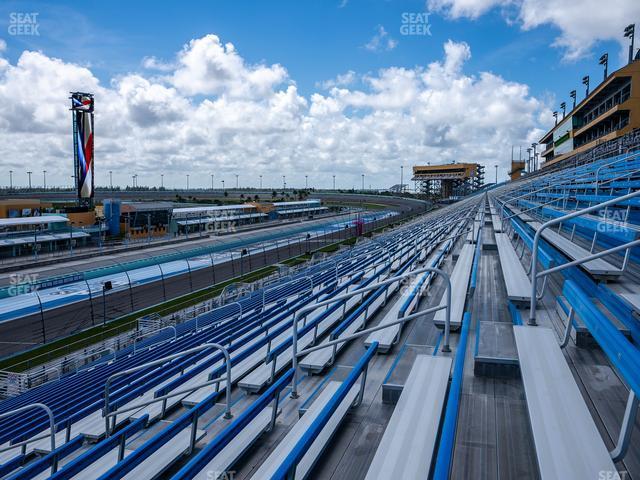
xmin=0 ymin=0 xmax=637 ymax=188
xmin=1 ymin=0 xmax=627 ymax=104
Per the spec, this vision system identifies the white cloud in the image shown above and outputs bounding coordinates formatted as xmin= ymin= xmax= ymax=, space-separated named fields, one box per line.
xmin=170 ymin=34 xmax=288 ymax=98
xmin=318 ymin=70 xmax=357 ymax=90
xmin=0 ymin=36 xmax=547 ymax=189
xmin=428 ymin=0 xmax=640 ymax=60
xmin=141 ymin=56 xmax=175 ymax=71
xmin=364 ymin=26 xmax=398 ymax=52
xmin=0 ymin=39 xmax=6 ymax=53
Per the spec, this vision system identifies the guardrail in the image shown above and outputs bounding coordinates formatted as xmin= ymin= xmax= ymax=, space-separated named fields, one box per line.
xmin=528 ymin=189 xmax=640 ymax=325
xmin=103 ymin=342 xmax=232 ymax=435
xmin=0 ymin=403 xmax=56 ymax=474
xmin=290 ymin=265 xmax=452 ymax=398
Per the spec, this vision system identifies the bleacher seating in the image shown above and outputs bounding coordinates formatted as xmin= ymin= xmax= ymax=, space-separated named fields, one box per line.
xmin=2 ymin=149 xmax=639 ymax=480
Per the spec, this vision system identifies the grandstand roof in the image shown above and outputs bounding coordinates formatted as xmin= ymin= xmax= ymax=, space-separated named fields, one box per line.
xmin=0 ymin=215 xmax=69 ymax=227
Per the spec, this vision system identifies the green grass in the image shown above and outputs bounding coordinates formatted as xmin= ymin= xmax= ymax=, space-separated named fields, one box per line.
xmin=0 ymin=266 xmax=277 ymax=372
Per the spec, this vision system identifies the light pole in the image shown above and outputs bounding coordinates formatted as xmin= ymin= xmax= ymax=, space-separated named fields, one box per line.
xmin=259 ymin=175 xmax=263 ymax=189
xmin=186 ymin=174 xmax=189 ymax=190
xmin=235 ymin=174 xmax=239 ymax=189
xmin=221 ymin=179 xmax=225 ymax=191
xmin=531 ymin=143 xmax=538 ymax=171
xmin=494 ymin=164 xmax=498 ymax=184
xmin=9 ymin=170 xmax=12 ymax=189
xmin=599 ymin=53 xmax=608 ymax=80
xmin=361 ymin=174 xmax=364 ymax=191
xmin=211 ymin=174 xmax=214 ymax=190
xmin=42 ymin=170 xmax=47 ymax=189
xmin=624 ymin=24 xmax=635 ymax=64
xmin=333 ymin=175 xmax=336 ymax=190
xmin=282 ymin=175 xmax=286 ymax=190
xmin=109 ymin=171 xmax=113 ymax=190
xmin=400 ymin=166 xmax=404 ymax=193
xmin=160 ymin=174 xmax=164 ymax=189
xmin=570 ymin=90 xmax=576 ymax=109
xmin=560 ymin=102 xmax=566 ymax=119
xmin=305 ymin=175 xmax=308 ymax=190
xmin=582 ymin=75 xmax=590 ymax=97
xmin=27 ymin=171 xmax=32 ymax=189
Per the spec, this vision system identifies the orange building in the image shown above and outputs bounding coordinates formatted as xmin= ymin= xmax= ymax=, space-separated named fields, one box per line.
xmin=540 ymin=60 xmax=640 ymax=169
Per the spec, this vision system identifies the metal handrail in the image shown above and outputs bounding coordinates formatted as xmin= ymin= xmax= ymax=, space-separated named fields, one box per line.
xmin=103 ymin=342 xmax=232 ymax=435
xmin=528 ymin=189 xmax=640 ymax=324
xmin=290 ymin=265 xmax=452 ymax=397
xmin=498 ymin=196 xmax=564 ymax=225
xmin=0 ymin=403 xmax=56 ymax=474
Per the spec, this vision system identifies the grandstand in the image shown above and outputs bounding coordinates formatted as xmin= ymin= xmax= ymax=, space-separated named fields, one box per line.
xmin=0 ymin=150 xmax=639 ymax=480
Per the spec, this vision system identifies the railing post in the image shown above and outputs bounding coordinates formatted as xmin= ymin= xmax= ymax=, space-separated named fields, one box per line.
xmin=290 ymin=266 xmax=452 ymax=398
xmin=104 ymin=342 xmax=233 ymax=435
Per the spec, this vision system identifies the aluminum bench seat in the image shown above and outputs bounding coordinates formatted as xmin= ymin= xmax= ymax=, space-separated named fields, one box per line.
xmin=191 ymin=408 xmax=273 ymax=480
xmin=433 ymin=243 xmax=475 ymax=331
xmin=495 ymin=233 xmax=531 ymax=303
xmin=607 ymin=282 xmax=640 ymax=319
xmin=31 ymin=444 xmax=134 ymax=480
xmin=491 ymin=214 xmax=503 ymax=233
xmin=364 ymin=355 xmax=451 ymax=479
xmin=508 ymin=205 xmax=534 ymax=222
xmin=364 ymin=270 xmax=427 ymax=353
xmin=238 ymin=307 xmax=344 ymax=393
xmin=513 ymin=326 xmax=618 ymax=480
xmin=299 ymin=286 xmax=388 ymax=373
xmin=249 ymin=381 xmax=358 ymax=479
xmin=118 ymin=427 xmax=205 ymax=479
xmin=529 ymin=222 xmax=623 ymax=279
